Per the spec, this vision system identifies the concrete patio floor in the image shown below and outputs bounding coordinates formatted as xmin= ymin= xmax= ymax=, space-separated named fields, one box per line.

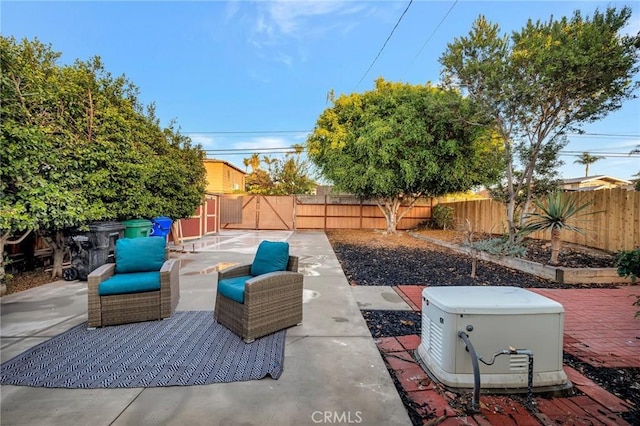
xmin=1 ymin=230 xmax=411 ymax=426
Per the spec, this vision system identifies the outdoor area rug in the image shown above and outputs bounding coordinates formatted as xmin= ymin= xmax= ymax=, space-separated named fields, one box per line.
xmin=0 ymin=311 xmax=285 ymax=388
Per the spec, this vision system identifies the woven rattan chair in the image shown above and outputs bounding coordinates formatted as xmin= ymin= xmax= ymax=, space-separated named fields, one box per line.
xmin=87 ymin=237 xmax=179 ymax=328
xmin=214 ymin=241 xmax=303 ymax=343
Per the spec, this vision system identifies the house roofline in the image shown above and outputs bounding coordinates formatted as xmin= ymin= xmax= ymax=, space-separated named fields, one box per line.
xmin=562 ymin=175 xmax=631 ymax=185
xmin=203 ymin=158 xmax=247 ymax=175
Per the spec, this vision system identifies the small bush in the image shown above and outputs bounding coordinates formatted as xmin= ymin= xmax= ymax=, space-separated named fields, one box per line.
xmin=615 ymin=249 xmax=640 ymax=317
xmin=616 ymin=249 xmax=640 ymax=283
xmin=432 ymin=205 xmax=454 ymax=230
xmin=471 ymin=237 xmax=527 ymax=257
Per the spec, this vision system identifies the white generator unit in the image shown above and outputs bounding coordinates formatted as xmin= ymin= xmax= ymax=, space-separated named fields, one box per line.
xmin=416 ymin=286 xmax=569 ymax=391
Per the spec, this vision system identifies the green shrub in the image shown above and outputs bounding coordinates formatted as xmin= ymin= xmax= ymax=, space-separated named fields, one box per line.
xmin=471 ymin=237 xmax=527 ymax=257
xmin=616 ymin=249 xmax=640 ymax=283
xmin=615 ymin=249 xmax=640 ymax=317
xmin=432 ymin=205 xmax=454 ymax=230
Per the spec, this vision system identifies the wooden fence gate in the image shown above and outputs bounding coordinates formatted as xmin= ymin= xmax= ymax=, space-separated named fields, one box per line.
xmin=222 ymin=195 xmax=295 ymax=230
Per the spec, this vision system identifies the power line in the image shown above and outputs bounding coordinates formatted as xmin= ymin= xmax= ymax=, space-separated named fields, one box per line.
xmin=203 ymin=144 xmax=640 ymax=157
xmin=187 ymin=130 xmax=309 ymax=134
xmin=559 ymin=152 xmax=640 ymax=158
xmin=567 ymin=132 xmax=639 ymax=137
xmin=353 ymin=0 xmax=413 ymax=91
xmin=402 ymin=0 xmax=459 ymax=79
xmin=186 ymin=130 xmax=639 ymax=138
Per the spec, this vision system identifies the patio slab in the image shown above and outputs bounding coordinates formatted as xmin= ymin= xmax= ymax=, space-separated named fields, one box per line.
xmin=0 ymin=230 xmax=412 ymax=426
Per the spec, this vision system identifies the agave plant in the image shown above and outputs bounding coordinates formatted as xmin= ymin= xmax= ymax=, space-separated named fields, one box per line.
xmin=520 ymin=192 xmax=597 ymax=265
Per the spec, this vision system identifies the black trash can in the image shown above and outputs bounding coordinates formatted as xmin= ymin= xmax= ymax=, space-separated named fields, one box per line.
xmin=64 ymin=221 xmax=125 ymax=281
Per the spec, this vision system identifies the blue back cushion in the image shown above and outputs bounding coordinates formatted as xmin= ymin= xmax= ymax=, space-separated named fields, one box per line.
xmin=99 ymin=271 xmax=161 ymax=296
xmin=115 ymin=237 xmax=166 ymax=274
xmin=250 ymin=241 xmax=289 ymax=276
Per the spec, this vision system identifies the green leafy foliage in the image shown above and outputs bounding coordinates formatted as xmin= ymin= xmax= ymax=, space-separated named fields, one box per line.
xmin=615 ymin=250 xmax=640 ymax=284
xmin=615 ymin=249 xmax=640 ymax=317
xmin=307 ymin=78 xmax=503 ymax=233
xmin=440 ymin=6 xmax=640 ymax=243
xmin=1 ymin=36 xmax=206 ymax=278
xmin=470 ymin=237 xmax=527 ymax=258
xmin=431 ymin=205 xmax=454 ymax=230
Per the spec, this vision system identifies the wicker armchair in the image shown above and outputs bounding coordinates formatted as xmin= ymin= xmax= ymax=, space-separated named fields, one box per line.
xmin=214 ymin=242 xmax=303 ymax=343
xmin=87 ymin=237 xmax=179 ymax=328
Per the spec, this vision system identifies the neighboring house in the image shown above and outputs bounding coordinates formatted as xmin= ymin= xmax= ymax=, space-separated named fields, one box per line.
xmin=561 ymin=175 xmax=632 ymax=191
xmin=203 ymin=159 xmax=246 ymax=194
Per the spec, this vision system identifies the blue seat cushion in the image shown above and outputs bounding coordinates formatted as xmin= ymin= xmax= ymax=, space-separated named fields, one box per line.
xmin=250 ymin=241 xmax=289 ymax=277
xmin=115 ymin=237 xmax=166 ymax=274
xmin=218 ymin=275 xmax=252 ymax=304
xmin=99 ymin=271 xmax=161 ymax=296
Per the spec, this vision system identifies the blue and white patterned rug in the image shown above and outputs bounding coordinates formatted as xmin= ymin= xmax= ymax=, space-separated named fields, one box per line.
xmin=0 ymin=311 xmax=285 ymax=388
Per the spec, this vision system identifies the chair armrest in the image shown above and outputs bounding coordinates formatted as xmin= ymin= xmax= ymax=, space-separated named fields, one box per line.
xmin=87 ymin=263 xmax=115 ymax=328
xmin=88 ymin=263 xmax=116 ymax=287
xmin=160 ymin=258 xmax=178 ymax=274
xmin=218 ymin=264 xmax=252 ymax=281
xmin=160 ymin=259 xmax=180 ymax=316
xmin=245 ymin=271 xmax=304 ymax=299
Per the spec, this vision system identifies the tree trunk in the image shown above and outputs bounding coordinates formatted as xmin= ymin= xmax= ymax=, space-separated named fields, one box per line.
xmin=43 ymin=230 xmax=67 ymax=279
xmin=503 ymin=135 xmax=518 ymax=245
xmin=0 ymin=238 xmax=6 ymax=296
xmin=1 ymin=230 xmax=33 ymax=295
xmin=377 ymin=195 xmax=421 ymax=235
xmin=377 ymin=198 xmax=400 ymax=234
xmin=550 ymin=228 xmax=561 ymax=265
xmin=465 ymin=219 xmax=477 ymax=279
xmin=471 ymin=257 xmax=477 ymax=279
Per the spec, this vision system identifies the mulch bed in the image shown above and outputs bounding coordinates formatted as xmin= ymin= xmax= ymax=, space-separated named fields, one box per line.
xmin=326 ymin=230 xmax=639 ymax=425
xmin=331 ymin=242 xmax=618 ymax=289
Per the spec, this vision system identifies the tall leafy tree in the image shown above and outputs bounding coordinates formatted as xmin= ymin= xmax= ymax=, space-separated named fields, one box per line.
xmin=307 ymin=78 xmax=503 ymax=233
xmin=440 ymin=6 xmax=640 ymax=243
xmin=574 ymin=152 xmax=604 ymax=177
xmin=1 ymin=36 xmax=206 ymax=280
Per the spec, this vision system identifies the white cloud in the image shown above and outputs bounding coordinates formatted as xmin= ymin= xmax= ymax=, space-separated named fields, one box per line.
xmin=234 ymin=136 xmax=290 ymax=150
xmin=188 ymin=133 xmax=217 ymax=151
xmin=263 ymin=0 xmax=360 ymax=36
xmin=248 ymin=1 xmax=370 ymax=57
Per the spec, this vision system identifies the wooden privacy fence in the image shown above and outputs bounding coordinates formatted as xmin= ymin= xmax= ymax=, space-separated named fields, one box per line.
xmin=220 ymin=195 xmax=433 ymax=231
xmin=442 ymin=188 xmax=639 ymax=253
xmin=295 ymin=195 xmax=433 ymax=230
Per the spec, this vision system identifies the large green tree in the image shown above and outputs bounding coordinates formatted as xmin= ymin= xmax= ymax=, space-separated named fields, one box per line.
xmin=306 ymin=78 xmax=503 ymax=233
xmin=440 ymin=6 xmax=640 ymax=243
xmin=1 ymin=37 xmax=206 ymax=281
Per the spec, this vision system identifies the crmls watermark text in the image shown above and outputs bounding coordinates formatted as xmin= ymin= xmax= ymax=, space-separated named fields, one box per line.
xmin=311 ymin=411 xmax=363 ymax=424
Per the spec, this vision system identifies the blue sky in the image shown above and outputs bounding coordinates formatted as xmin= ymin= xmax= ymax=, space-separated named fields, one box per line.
xmin=3 ymin=0 xmax=639 ymax=181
